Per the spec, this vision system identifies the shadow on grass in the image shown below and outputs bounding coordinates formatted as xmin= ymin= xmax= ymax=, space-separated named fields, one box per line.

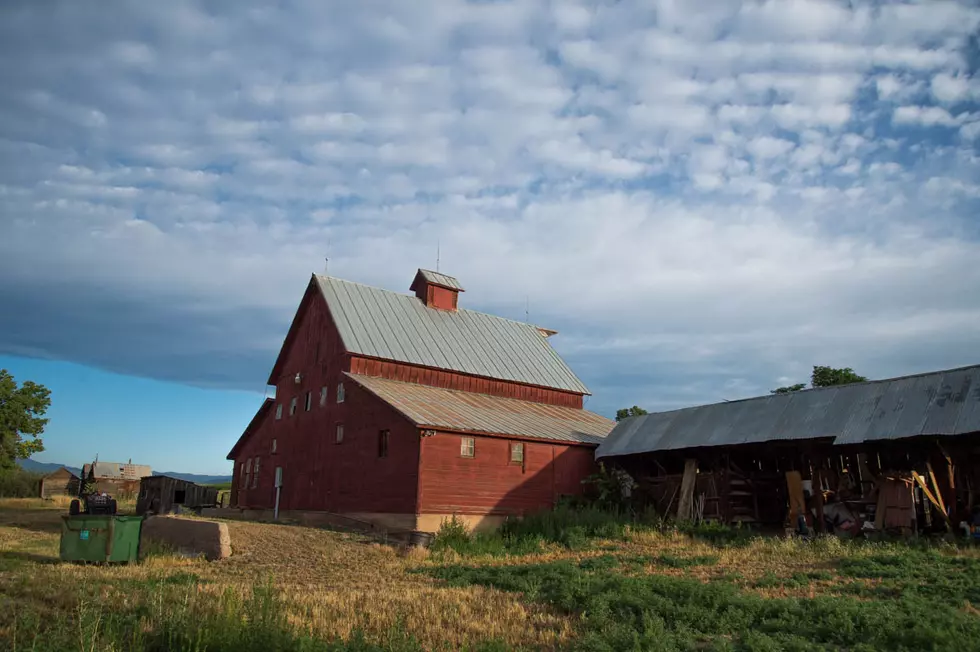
xmin=0 ymin=550 xmax=61 ymax=565
xmin=0 ymin=512 xmax=65 ymax=535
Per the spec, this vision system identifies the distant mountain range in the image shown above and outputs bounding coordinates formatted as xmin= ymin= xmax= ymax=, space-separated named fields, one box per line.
xmin=16 ymin=458 xmax=232 ymax=485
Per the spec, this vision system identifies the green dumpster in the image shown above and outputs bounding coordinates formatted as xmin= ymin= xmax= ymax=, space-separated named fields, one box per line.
xmin=60 ymin=515 xmax=143 ymax=563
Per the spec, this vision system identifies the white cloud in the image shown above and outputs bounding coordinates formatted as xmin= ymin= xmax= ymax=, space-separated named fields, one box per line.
xmin=747 ymin=136 xmax=795 ymax=160
xmin=893 ymin=105 xmax=962 ymax=127
xmin=931 ymin=73 xmax=975 ymax=104
xmin=0 ymin=0 xmax=979 ymax=420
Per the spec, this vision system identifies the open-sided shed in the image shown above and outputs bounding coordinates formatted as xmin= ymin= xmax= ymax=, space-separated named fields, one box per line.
xmin=598 ymin=364 xmax=980 ymax=536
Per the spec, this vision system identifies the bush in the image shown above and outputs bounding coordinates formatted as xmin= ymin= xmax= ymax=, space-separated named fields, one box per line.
xmin=0 ymin=469 xmax=41 ymax=498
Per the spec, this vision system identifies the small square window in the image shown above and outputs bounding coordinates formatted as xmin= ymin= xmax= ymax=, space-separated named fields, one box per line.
xmin=271 ymin=439 xmax=277 ymax=454
xmin=320 ymin=386 xmax=328 ymax=407
xmin=511 ymin=442 xmax=524 ymax=464
xmin=378 ymin=429 xmax=389 ymax=458
xmin=289 ymin=397 xmax=297 ymax=416
xmin=305 ymin=391 xmax=312 ymax=412
xmin=336 ymin=382 xmax=345 ymax=403
xmin=460 ymin=437 xmax=475 ymax=458
xmin=275 ymin=403 xmax=283 ymax=420
xmin=336 ymin=424 xmax=344 ymax=443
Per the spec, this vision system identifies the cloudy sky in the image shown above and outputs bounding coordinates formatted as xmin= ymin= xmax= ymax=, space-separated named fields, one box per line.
xmin=2 ymin=0 xmax=979 ymax=473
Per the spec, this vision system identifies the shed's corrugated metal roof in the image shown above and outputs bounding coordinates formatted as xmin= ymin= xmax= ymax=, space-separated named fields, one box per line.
xmin=414 ymin=269 xmax=464 ymax=291
xmin=346 ymin=373 xmax=614 ymax=444
xmin=82 ymin=462 xmax=153 ymax=480
xmin=596 ymin=364 xmax=980 ymax=458
xmin=317 ymin=275 xmax=590 ymax=394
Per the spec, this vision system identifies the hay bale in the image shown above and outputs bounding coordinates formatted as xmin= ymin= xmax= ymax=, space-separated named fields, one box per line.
xmin=141 ymin=515 xmax=231 ymax=560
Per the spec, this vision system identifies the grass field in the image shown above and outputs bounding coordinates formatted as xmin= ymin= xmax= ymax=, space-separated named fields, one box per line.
xmin=1 ymin=499 xmax=978 ymax=651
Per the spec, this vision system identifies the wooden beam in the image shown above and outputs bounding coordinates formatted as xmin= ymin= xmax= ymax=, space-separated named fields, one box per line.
xmin=813 ymin=467 xmax=825 ymax=533
xmin=676 ymin=459 xmax=697 ymax=521
xmin=786 ymin=470 xmax=806 ymax=528
xmin=912 ymin=472 xmax=952 ymax=530
xmin=926 ymin=461 xmax=948 ymax=513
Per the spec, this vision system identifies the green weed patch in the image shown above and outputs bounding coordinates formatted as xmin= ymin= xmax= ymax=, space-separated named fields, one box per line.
xmin=427 ymin=558 xmax=980 ymax=651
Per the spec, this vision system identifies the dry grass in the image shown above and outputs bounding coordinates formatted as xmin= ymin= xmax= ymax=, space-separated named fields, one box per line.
xmin=0 ymin=499 xmax=571 ymax=650
xmin=4 ymin=498 xmax=977 ymax=650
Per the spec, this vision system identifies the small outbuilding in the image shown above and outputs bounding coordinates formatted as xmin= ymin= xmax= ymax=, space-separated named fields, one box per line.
xmin=136 ymin=475 xmax=220 ymax=516
xmin=39 ymin=467 xmax=80 ymax=499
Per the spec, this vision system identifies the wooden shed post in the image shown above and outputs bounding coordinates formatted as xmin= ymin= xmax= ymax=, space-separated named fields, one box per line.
xmin=677 ymin=459 xmax=697 ymax=521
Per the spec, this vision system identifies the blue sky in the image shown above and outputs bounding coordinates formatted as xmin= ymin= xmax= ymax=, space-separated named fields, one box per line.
xmin=1 ymin=0 xmax=979 ymax=475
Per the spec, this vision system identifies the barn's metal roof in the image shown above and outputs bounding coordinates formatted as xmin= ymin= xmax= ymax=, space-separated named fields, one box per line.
xmin=346 ymin=373 xmax=614 ymax=444
xmin=317 ymin=275 xmax=590 ymax=394
xmin=596 ymin=364 xmax=980 ymax=459
xmin=413 ymin=269 xmax=465 ymax=291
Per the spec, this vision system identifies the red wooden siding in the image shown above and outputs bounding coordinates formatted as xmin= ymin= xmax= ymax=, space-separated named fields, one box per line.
xmin=234 ymin=290 xmax=420 ymax=514
xmin=349 ymin=356 xmax=584 ymax=408
xmin=417 ymin=432 xmax=597 ymax=516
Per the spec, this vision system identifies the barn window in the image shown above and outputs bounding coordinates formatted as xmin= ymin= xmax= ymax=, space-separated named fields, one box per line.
xmin=511 ymin=443 xmax=524 ymax=464
xmin=289 ymin=397 xmax=297 ymax=416
xmin=174 ymin=489 xmax=186 ymax=504
xmin=460 ymin=437 xmax=475 ymax=458
xmin=271 ymin=438 xmax=277 ymax=454
xmin=253 ymin=458 xmax=260 ymax=488
xmin=378 ymin=430 xmax=389 ymax=458
xmin=336 ymin=424 xmax=344 ymax=444
xmin=320 ymin=386 xmax=328 ymax=407
xmin=275 ymin=403 xmax=283 ymax=420
xmin=305 ymin=391 xmax=312 ymax=412
xmin=336 ymin=382 xmax=345 ymax=403
xmin=244 ymin=458 xmax=252 ymax=488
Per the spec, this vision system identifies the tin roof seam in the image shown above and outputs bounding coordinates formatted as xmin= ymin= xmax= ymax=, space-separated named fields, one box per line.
xmin=315 ymin=275 xmax=590 ymax=394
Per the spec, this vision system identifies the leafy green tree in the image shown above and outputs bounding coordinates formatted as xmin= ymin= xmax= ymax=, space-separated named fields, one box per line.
xmin=771 ymin=366 xmax=868 ymax=395
xmin=615 ymin=405 xmax=649 ymax=422
xmin=810 ymin=365 xmax=867 ymax=387
xmin=771 ymin=383 xmax=807 ymax=394
xmin=0 ymin=369 xmax=51 ymax=473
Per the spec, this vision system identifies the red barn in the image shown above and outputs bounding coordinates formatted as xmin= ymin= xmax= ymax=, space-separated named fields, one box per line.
xmin=227 ymin=269 xmax=613 ymax=532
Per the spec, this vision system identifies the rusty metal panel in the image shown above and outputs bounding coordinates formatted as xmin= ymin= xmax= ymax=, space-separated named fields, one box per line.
xmin=346 ymin=373 xmax=613 ymax=444
xmin=316 ymin=275 xmax=590 ymax=395
xmin=597 ymin=364 xmax=980 ymax=459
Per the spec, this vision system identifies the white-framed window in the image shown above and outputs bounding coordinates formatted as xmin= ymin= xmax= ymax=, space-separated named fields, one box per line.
xmin=252 ymin=457 xmax=260 ymax=488
xmin=378 ymin=429 xmax=389 ymax=458
xmin=289 ymin=397 xmax=297 ymax=416
xmin=511 ymin=442 xmax=524 ymax=464
xmin=271 ymin=439 xmax=277 ymax=454
xmin=460 ymin=436 xmax=475 ymax=458
xmin=336 ymin=382 xmax=345 ymax=403
xmin=305 ymin=391 xmax=312 ymax=412
xmin=320 ymin=386 xmax=328 ymax=407
xmin=275 ymin=403 xmax=283 ymax=420
xmin=336 ymin=423 xmax=344 ymax=444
